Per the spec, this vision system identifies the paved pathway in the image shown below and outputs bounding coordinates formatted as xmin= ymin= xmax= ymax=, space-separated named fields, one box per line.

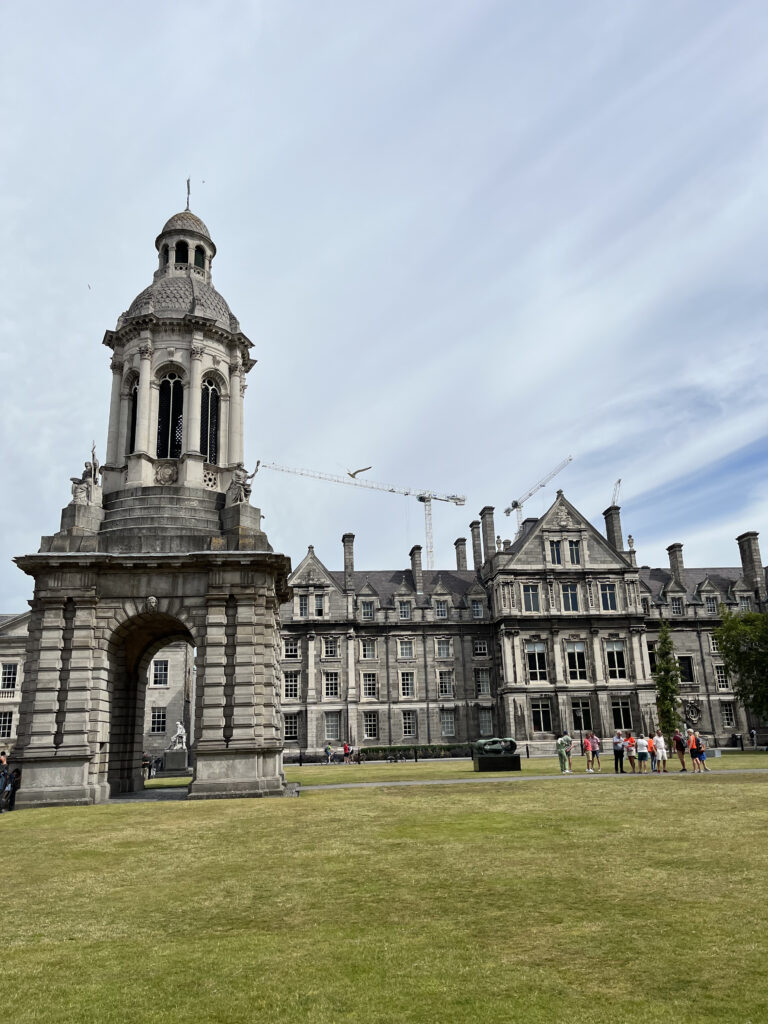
xmin=301 ymin=767 xmax=768 ymax=791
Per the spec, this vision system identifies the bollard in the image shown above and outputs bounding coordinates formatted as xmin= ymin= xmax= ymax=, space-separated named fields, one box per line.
xmin=526 ymin=743 xmax=530 ymax=758
xmin=298 ymin=748 xmax=303 ymax=767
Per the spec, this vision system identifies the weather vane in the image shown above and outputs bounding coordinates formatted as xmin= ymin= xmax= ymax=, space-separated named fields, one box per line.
xmin=186 ymin=177 xmax=191 ymax=211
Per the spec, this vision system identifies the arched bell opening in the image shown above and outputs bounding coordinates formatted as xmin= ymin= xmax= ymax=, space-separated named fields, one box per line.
xmin=194 ymin=244 xmax=205 ymax=269
xmin=104 ymin=613 xmax=196 ymax=796
xmin=175 ymin=240 xmax=189 ymax=265
xmin=156 ymin=372 xmax=183 ymax=459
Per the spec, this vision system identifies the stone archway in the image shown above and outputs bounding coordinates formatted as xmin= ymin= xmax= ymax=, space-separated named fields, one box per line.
xmin=13 ymin=549 xmax=290 ymax=807
xmin=104 ymin=612 xmax=195 ymax=796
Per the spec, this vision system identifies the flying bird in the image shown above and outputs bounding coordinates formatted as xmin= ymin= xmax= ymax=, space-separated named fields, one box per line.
xmin=347 ymin=466 xmax=372 ymax=479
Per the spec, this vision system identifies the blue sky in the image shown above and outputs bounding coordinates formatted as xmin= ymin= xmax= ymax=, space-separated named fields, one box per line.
xmin=1 ymin=0 xmax=767 ymax=608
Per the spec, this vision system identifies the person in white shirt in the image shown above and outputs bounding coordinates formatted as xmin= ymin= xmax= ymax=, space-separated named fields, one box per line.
xmin=635 ymin=734 xmax=650 ymax=774
xmin=653 ymin=728 xmax=668 ymax=773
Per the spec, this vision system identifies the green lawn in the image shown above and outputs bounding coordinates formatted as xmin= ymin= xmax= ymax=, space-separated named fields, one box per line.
xmin=3 ymin=771 xmax=768 ymax=1023
xmin=284 ymin=749 xmax=768 ymax=786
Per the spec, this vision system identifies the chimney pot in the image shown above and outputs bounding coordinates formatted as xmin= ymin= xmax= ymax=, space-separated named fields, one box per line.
xmin=469 ymin=521 xmax=482 ymax=572
xmin=666 ymin=542 xmax=684 ymax=581
xmin=479 ymin=506 xmax=496 ymax=565
xmin=409 ymin=544 xmax=424 ymax=594
xmin=342 ymin=533 xmax=355 ymax=592
xmin=603 ymin=505 xmax=624 ymax=552
xmin=454 ymin=537 xmax=468 ymax=571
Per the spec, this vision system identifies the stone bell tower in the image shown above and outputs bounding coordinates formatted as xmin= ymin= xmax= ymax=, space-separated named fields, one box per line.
xmin=13 ymin=209 xmax=291 ymax=807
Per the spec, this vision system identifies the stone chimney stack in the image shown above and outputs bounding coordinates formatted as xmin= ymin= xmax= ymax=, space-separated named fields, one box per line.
xmin=737 ymin=531 xmax=766 ymax=606
xmin=454 ymin=537 xmax=468 ymax=571
xmin=603 ymin=505 xmax=624 ymax=552
xmin=342 ymin=532 xmax=355 ymax=592
xmin=409 ymin=545 xmax=424 ymax=594
xmin=470 ymin=521 xmax=483 ymax=572
xmin=667 ymin=542 xmax=684 ymax=582
xmin=479 ymin=506 xmax=496 ymax=564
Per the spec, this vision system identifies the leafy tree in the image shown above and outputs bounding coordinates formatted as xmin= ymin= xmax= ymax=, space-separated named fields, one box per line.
xmin=713 ymin=609 xmax=768 ymax=721
xmin=652 ymin=619 xmax=681 ymax=739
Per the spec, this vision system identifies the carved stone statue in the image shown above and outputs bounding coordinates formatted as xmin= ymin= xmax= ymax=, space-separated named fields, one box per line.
xmin=69 ymin=450 xmax=103 ymax=507
xmin=225 ymin=461 xmax=259 ymax=507
xmin=167 ymin=720 xmax=187 ymax=751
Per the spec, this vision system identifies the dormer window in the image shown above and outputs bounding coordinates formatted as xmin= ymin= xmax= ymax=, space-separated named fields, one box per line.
xmin=705 ymin=596 xmax=718 ymax=614
xmin=435 ymin=600 xmax=447 ymax=619
xmin=550 ymin=540 xmax=562 ymax=565
xmin=175 ymin=240 xmax=189 ymax=264
xmin=194 ymin=245 xmax=205 ymax=269
xmin=298 ymin=595 xmax=308 ymax=617
xmin=360 ymin=600 xmax=374 ymax=621
xmin=739 ymin=596 xmax=752 ymax=612
xmin=398 ymin=601 xmax=411 ymax=620
xmin=315 ymin=594 xmax=325 ymax=617
xmin=670 ymin=597 xmax=683 ymax=615
xmin=569 ymin=540 xmax=581 ymax=565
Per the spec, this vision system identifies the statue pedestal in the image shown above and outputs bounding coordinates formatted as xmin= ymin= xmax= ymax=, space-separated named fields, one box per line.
xmin=164 ymin=749 xmax=189 ymax=773
xmin=473 ymin=754 xmax=521 ymax=772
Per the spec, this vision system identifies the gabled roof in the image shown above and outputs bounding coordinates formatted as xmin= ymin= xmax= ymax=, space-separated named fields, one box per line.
xmin=0 ymin=611 xmax=31 ymax=637
xmin=500 ymin=492 xmax=632 ymax=568
xmin=288 ymin=547 xmax=342 ymax=592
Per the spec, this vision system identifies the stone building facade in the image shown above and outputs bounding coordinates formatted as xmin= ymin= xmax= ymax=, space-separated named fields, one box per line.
xmin=276 ymin=496 xmax=766 ymax=755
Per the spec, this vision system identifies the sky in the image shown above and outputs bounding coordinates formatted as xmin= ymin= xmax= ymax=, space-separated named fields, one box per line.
xmin=1 ymin=0 xmax=767 ymax=610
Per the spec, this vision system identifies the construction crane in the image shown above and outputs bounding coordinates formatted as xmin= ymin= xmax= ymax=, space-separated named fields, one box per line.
xmin=259 ymin=462 xmax=466 ymax=570
xmin=612 ymin=479 xmax=621 ymax=505
xmin=503 ymin=456 xmax=573 ymax=535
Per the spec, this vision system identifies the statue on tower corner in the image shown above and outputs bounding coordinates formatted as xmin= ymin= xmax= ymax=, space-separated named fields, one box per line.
xmin=225 ymin=460 xmax=259 ymax=507
xmin=69 ymin=444 xmax=103 ymax=506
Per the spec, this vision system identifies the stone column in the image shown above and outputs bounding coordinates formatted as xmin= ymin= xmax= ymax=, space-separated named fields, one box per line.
xmin=552 ymin=634 xmax=564 ymax=685
xmin=591 ymin=632 xmax=605 ymax=685
xmin=105 ymin=359 xmax=123 ymax=464
xmin=499 ymin=629 xmax=512 ymax=685
xmin=20 ymin=599 xmax=65 ymax=751
xmin=116 ymin=385 xmax=130 ymax=459
xmin=134 ymin=342 xmax=153 ymax=454
xmin=186 ymin=343 xmax=204 ymax=456
xmin=346 ymin=632 xmax=357 ymax=743
xmin=220 ymin=394 xmax=230 ymax=465
xmin=229 ymin=359 xmax=244 ymax=465
xmin=228 ymin=593 xmax=260 ymax=746
xmin=306 ymin=634 xmax=317 ymax=703
xmin=196 ymin=597 xmax=228 ymax=747
xmin=511 ymin=632 xmax=524 ymax=686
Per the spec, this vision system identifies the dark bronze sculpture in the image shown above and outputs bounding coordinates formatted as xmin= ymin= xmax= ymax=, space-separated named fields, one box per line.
xmin=474 ymin=737 xmax=517 ymax=756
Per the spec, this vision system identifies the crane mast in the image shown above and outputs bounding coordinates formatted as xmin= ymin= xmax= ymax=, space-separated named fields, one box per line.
xmin=504 ymin=456 xmax=573 ymax=535
xmin=259 ymin=462 xmax=465 ymax=570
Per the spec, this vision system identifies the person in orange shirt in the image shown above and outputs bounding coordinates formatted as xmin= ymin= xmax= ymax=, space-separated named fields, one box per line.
xmin=686 ymin=728 xmax=701 ymax=773
xmin=624 ymin=732 xmax=637 ymax=774
xmin=647 ymin=733 xmax=657 ymax=772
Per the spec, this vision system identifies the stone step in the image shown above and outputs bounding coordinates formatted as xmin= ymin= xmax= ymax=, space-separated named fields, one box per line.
xmin=100 ymin=513 xmax=222 ymax=533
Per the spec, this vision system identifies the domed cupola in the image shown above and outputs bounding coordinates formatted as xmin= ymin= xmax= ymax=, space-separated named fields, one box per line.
xmin=101 ymin=208 xmax=254 ymax=499
xmin=119 ymin=208 xmax=240 ymax=332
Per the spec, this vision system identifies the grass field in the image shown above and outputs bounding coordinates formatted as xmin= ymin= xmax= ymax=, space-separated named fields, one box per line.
xmin=4 ymin=769 xmax=767 ymax=1023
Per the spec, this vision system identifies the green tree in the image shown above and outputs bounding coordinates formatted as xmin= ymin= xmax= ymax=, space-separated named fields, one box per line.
xmin=652 ymin=619 xmax=681 ymax=739
xmin=713 ymin=609 xmax=768 ymax=721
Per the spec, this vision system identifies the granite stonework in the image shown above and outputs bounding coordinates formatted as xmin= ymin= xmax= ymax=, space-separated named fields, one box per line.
xmin=11 ymin=209 xmax=292 ymax=808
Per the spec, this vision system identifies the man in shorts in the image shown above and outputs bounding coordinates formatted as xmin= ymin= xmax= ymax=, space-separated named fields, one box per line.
xmin=635 ymin=734 xmax=650 ymax=774
xmin=653 ymin=728 xmax=668 ymax=773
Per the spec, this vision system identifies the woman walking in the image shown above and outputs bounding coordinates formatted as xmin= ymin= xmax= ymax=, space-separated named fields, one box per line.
xmin=584 ymin=732 xmax=593 ymax=773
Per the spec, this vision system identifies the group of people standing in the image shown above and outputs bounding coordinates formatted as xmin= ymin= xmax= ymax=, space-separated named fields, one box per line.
xmin=556 ymin=728 xmax=713 ymax=775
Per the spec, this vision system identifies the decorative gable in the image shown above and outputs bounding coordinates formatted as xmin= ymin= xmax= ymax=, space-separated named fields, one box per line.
xmin=288 ymin=546 xmax=341 ymax=592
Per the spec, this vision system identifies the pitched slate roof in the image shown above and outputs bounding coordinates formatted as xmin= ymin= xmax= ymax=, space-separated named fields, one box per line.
xmin=638 ymin=566 xmax=745 ymax=602
xmin=327 ymin=570 xmax=479 ymax=606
